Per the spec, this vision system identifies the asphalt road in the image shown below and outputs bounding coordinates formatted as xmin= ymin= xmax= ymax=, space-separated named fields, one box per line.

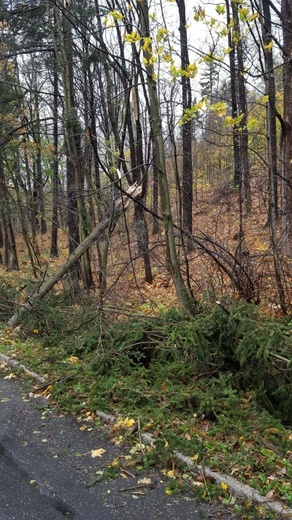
xmin=0 ymin=371 xmax=235 ymax=520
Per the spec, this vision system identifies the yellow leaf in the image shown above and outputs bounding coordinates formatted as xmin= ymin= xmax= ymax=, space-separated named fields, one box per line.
xmin=109 ymin=457 xmax=120 ymax=467
xmin=109 ymin=10 xmax=124 ymax=21
xmin=43 ymin=385 xmax=53 ymax=396
xmin=124 ymin=417 xmax=135 ymax=428
xmin=123 ymin=31 xmax=141 ymax=43
xmin=191 ymin=453 xmax=199 ymax=461
xmin=210 ymin=101 xmax=228 ymax=117
xmin=221 ymin=482 xmax=228 ymax=491
xmin=4 ymin=373 xmax=16 ymax=380
xmin=165 ymin=487 xmax=173 ymax=495
xmin=68 ymin=356 xmax=79 ymax=364
xmin=120 ymin=417 xmax=135 ymax=428
xmin=91 ymin=448 xmax=106 ymax=458
xmin=263 ymin=41 xmax=273 ymax=51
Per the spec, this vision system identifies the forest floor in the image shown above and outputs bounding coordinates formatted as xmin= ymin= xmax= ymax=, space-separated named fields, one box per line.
xmin=0 ymin=178 xmax=291 ymax=519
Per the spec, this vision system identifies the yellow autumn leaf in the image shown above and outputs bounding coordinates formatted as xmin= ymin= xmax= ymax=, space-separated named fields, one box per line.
xmin=250 ymin=13 xmax=259 ymax=21
xmin=109 ymin=10 xmax=124 ymax=20
xmin=109 ymin=457 xmax=120 ymax=467
xmin=123 ymin=31 xmax=141 ymax=43
xmin=263 ymin=41 xmax=273 ymax=51
xmin=125 ymin=417 xmax=135 ymax=428
xmin=116 ymin=417 xmax=135 ymax=429
xmin=210 ymin=101 xmax=228 ymax=117
xmin=149 ymin=55 xmax=157 ymax=65
xmin=68 ymin=356 xmax=79 ymax=364
xmin=91 ymin=448 xmax=106 ymax=458
xmin=141 ymin=36 xmax=152 ymax=51
xmin=165 ymin=487 xmax=173 ymax=495
xmin=43 ymin=385 xmax=53 ymax=396
xmin=4 ymin=373 xmax=16 ymax=380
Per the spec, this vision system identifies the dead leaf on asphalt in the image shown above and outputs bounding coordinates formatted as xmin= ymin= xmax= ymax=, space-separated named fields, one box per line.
xmin=91 ymin=448 xmax=106 ymax=458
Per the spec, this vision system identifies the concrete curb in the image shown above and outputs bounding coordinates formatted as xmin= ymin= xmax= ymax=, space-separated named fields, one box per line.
xmin=95 ymin=412 xmax=292 ymax=518
xmin=0 ymin=353 xmax=46 ymax=383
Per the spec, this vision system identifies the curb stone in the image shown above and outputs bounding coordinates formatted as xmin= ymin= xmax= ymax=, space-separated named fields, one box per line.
xmin=95 ymin=411 xmax=292 ymax=518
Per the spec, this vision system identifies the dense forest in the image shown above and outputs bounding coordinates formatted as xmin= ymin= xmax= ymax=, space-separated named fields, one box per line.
xmin=0 ymin=0 xmax=291 ymax=316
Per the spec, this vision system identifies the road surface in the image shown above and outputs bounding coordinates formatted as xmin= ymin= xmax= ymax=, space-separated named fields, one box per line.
xmin=0 ymin=371 xmax=235 ymax=519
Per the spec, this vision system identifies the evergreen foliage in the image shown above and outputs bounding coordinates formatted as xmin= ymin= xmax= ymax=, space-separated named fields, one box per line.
xmin=19 ymin=297 xmax=291 ymax=423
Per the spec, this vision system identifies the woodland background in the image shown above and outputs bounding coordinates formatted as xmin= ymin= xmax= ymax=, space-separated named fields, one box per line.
xmin=0 ymin=0 xmax=291 ymax=316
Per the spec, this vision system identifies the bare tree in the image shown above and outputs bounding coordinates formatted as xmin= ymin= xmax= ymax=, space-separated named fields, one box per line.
xmin=176 ymin=0 xmax=193 ymax=249
xmin=281 ymin=0 xmax=292 ymax=258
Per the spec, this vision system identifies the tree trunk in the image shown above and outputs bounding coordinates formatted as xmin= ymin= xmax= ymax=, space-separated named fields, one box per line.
xmin=0 ymin=218 xmax=3 ymax=264
xmin=0 ymin=154 xmax=19 ymax=271
xmin=34 ymin=89 xmax=47 ymax=235
xmin=66 ymin=152 xmax=80 ymax=286
xmin=260 ymin=0 xmax=278 ymax=225
xmin=232 ymin=2 xmax=251 ymax=213
xmin=281 ymin=0 xmax=292 ymax=258
xmin=225 ymin=0 xmax=241 ymax=188
xmin=176 ymin=0 xmax=194 ymax=249
xmin=138 ymin=0 xmax=195 ymax=312
xmin=50 ymin=55 xmax=59 ymax=258
xmin=131 ymin=71 xmax=153 ymax=283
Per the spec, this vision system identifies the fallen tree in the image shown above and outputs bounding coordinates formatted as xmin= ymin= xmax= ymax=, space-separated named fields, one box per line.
xmin=8 ymin=183 xmax=142 ymax=327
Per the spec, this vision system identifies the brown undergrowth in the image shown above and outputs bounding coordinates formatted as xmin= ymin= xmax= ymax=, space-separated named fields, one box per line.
xmin=0 ymin=175 xmax=291 ymax=319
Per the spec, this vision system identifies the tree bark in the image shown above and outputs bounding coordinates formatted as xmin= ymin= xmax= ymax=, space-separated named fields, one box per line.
xmin=281 ymin=0 xmax=292 ymax=258
xmin=260 ymin=0 xmax=278 ymax=225
xmin=50 ymin=53 xmax=59 ymax=258
xmin=232 ymin=2 xmax=251 ymax=213
xmin=176 ymin=0 xmax=194 ymax=249
xmin=0 ymin=154 xmax=19 ymax=271
xmin=225 ymin=0 xmax=241 ymax=188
